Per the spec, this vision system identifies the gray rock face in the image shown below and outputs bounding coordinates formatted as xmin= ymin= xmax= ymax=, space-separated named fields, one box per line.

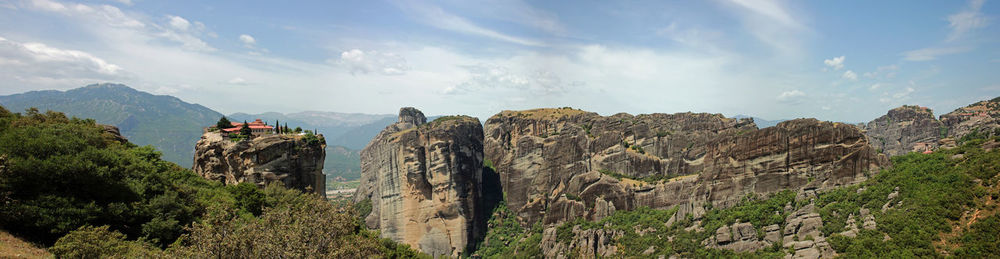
xmin=782 ymin=204 xmax=835 ymax=258
xmin=192 ymin=132 xmax=326 ymax=196
xmin=397 ymin=107 xmax=427 ymax=126
xmin=484 ymin=108 xmax=888 ymax=230
xmin=703 ymin=222 xmax=771 ymax=253
xmin=353 ymin=108 xmax=484 ymax=257
xmin=861 ymin=105 xmax=943 ymax=157
xmin=940 ymin=98 xmax=1000 ymax=138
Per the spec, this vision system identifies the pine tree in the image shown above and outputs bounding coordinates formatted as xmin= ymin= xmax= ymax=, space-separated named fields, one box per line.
xmin=240 ymin=120 xmax=252 ymax=136
xmin=216 ymin=116 xmax=232 ymax=131
xmin=275 ymin=120 xmax=280 ymax=134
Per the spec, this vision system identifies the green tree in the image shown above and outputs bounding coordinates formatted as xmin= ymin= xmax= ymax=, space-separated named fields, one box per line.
xmin=294 ymin=126 xmax=302 ymax=133
xmin=216 ymin=116 xmax=232 ymax=130
xmin=239 ymin=120 xmax=251 ymax=136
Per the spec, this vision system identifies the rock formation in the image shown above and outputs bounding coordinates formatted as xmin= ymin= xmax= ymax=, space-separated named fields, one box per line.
xmin=484 ymin=108 xmax=887 ymax=230
xmin=192 ymin=131 xmax=326 ymax=196
xmin=353 ymin=107 xmax=486 ymax=257
xmin=940 ymin=97 xmax=1000 ymax=138
xmin=860 ymin=105 xmax=943 ymax=157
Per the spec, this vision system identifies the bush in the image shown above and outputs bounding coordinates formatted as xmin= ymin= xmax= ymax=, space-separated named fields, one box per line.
xmin=50 ymin=225 xmax=160 ymax=258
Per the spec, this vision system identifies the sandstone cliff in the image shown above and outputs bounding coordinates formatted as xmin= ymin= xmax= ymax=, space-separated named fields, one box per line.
xmin=192 ymin=132 xmax=326 ymax=196
xmin=860 ymin=105 xmax=943 ymax=157
xmin=483 ymin=108 xmax=888 ymax=231
xmin=353 ymin=107 xmax=486 ymax=257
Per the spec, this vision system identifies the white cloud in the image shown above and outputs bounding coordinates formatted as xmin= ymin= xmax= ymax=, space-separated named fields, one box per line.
xmin=239 ymin=34 xmax=256 ymax=46
xmin=335 ymin=49 xmax=409 ymax=75
xmin=227 ymin=77 xmax=247 ymax=85
xmin=777 ymin=90 xmax=805 ymax=101
xmin=0 ymin=36 xmax=124 ymax=89
xmin=902 ymin=46 xmax=970 ymax=61
xmin=823 ymin=56 xmax=844 ymax=70
xmin=870 ymin=83 xmax=881 ymax=90
xmin=947 ymin=0 xmax=989 ymax=42
xmin=114 ymin=0 xmax=133 ymax=6
xmin=167 ymin=15 xmax=190 ymax=31
xmin=842 ymin=70 xmax=857 ymax=81
xmin=448 ymin=63 xmax=568 ymax=95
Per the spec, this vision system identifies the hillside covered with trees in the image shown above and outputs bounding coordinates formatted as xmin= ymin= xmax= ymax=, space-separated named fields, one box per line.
xmin=0 ymin=105 xmax=426 ymax=257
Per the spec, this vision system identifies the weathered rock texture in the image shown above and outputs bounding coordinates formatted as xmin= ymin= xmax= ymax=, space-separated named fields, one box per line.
xmin=940 ymin=97 xmax=1000 ymax=138
xmin=484 ymin=108 xmax=888 ymax=230
xmin=860 ymin=106 xmax=944 ymax=157
xmin=192 ymin=132 xmax=326 ymax=196
xmin=353 ymin=107 xmax=485 ymax=257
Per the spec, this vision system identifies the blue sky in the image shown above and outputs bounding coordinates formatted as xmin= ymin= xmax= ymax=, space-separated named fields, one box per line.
xmin=0 ymin=0 xmax=997 ymax=123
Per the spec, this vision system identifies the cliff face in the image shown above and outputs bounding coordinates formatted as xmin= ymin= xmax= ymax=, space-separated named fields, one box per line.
xmin=353 ymin=107 xmax=485 ymax=257
xmin=860 ymin=105 xmax=943 ymax=157
xmin=940 ymin=97 xmax=1000 ymax=138
xmin=192 ymin=132 xmax=326 ymax=196
xmin=484 ymin=108 xmax=888 ymax=228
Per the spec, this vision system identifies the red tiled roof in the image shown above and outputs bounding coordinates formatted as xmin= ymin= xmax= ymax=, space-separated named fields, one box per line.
xmin=221 ymin=119 xmax=273 ymax=132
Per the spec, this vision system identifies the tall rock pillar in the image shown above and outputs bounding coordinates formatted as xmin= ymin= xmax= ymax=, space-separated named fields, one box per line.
xmin=354 ymin=107 xmax=484 ymax=257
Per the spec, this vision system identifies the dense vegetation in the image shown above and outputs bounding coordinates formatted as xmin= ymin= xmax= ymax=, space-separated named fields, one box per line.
xmin=817 ymin=137 xmax=1000 ymax=257
xmin=0 ymin=106 xmax=424 ymax=257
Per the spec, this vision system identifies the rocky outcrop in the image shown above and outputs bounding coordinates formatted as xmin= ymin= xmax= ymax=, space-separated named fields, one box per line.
xmin=940 ymin=97 xmax=1000 ymax=138
xmin=353 ymin=107 xmax=485 ymax=257
xmin=782 ymin=204 xmax=835 ymax=258
xmin=192 ymin=132 xmax=326 ymax=196
xmin=484 ymin=108 xmax=888 ymax=229
xmin=703 ymin=222 xmax=773 ymax=253
xmin=860 ymin=105 xmax=943 ymax=157
xmin=100 ymin=124 xmax=129 ymax=144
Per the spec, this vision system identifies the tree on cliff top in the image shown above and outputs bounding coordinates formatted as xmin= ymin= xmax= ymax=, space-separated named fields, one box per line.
xmin=216 ymin=116 xmax=232 ymax=130
xmin=240 ymin=120 xmax=251 ymax=136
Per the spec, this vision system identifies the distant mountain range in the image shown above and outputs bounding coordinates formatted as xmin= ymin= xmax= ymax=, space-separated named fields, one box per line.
xmin=0 ymin=83 xmax=222 ymax=167
xmin=0 ymin=83 xmax=401 ymax=180
xmin=228 ymin=111 xmax=395 ymax=150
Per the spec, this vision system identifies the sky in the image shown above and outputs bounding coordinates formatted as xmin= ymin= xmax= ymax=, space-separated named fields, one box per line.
xmin=0 ymin=0 xmax=997 ymax=123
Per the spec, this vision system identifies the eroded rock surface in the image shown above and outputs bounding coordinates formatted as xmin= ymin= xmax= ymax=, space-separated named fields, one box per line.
xmin=353 ymin=107 xmax=485 ymax=257
xmin=861 ymin=105 xmax=943 ymax=157
xmin=192 ymin=131 xmax=326 ymax=196
xmin=484 ymin=108 xmax=888 ymax=229
xmin=940 ymin=97 xmax=1000 ymax=138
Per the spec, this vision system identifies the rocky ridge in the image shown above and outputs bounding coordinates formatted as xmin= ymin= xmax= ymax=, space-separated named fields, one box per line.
xmin=353 ymin=107 xmax=486 ymax=257
xmin=862 ymin=98 xmax=1000 ymax=158
xmin=192 ymin=131 xmax=326 ymax=196
xmin=482 ymin=108 xmax=888 ymax=257
xmin=484 ymin=108 xmax=887 ymax=228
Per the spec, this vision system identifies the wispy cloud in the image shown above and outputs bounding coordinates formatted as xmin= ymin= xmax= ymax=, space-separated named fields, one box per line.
xmin=721 ymin=0 xmax=808 ymax=55
xmin=0 ymin=36 xmax=125 ymax=88
xmin=397 ymin=2 xmax=546 ymax=47
xmin=776 ymin=89 xmax=805 ymax=102
xmin=333 ymin=49 xmax=409 ymax=76
xmin=947 ymin=0 xmax=989 ymax=42
xmin=902 ymin=46 xmax=971 ymax=61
